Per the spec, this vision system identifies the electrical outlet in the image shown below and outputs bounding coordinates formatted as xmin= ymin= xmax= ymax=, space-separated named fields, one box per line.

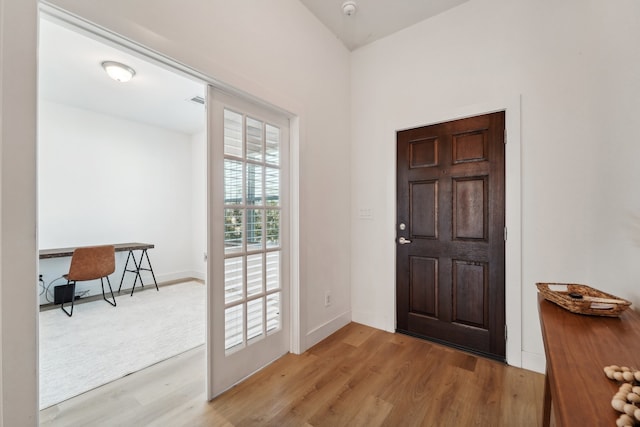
xmin=324 ymin=290 xmax=331 ymax=307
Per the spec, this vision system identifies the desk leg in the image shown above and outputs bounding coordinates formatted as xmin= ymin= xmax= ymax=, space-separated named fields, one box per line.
xmin=542 ymin=368 xmax=552 ymax=427
xmin=118 ymin=250 xmax=135 ymax=293
xmin=129 ymin=250 xmax=144 ymax=296
xmin=118 ymin=250 xmax=144 ymax=295
xmin=118 ymin=248 xmax=159 ymax=296
xmin=142 ymin=249 xmax=159 ymax=291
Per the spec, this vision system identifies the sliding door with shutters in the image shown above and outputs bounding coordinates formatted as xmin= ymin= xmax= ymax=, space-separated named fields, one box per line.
xmin=208 ymin=87 xmax=290 ymax=398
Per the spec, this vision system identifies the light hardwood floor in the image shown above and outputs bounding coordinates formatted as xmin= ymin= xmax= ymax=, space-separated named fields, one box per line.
xmin=40 ymin=322 xmax=545 ymax=426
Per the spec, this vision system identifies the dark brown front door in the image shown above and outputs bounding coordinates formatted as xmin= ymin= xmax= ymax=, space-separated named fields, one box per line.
xmin=396 ymin=111 xmax=506 ymax=360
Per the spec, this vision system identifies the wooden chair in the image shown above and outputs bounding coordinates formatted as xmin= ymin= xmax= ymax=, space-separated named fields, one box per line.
xmin=61 ymin=245 xmax=117 ymax=317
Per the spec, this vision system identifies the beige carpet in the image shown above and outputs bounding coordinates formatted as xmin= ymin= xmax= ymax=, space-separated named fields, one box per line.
xmin=39 ymin=280 xmax=205 ymax=410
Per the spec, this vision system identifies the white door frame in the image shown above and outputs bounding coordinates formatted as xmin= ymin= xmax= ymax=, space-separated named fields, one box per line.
xmin=394 ymin=95 xmax=522 ymax=367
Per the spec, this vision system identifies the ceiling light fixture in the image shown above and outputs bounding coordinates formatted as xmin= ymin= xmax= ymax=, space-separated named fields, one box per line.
xmin=342 ymin=1 xmax=357 ymax=16
xmin=101 ymin=61 xmax=136 ymax=83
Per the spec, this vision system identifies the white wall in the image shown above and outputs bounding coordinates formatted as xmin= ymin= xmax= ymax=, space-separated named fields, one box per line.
xmin=350 ymin=0 xmax=640 ymax=373
xmin=1 ymin=0 xmax=352 ymax=423
xmin=38 ymin=101 xmax=201 ymax=302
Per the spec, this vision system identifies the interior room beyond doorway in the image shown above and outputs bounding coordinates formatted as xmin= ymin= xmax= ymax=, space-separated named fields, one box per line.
xmin=37 ymin=16 xmax=207 ymax=409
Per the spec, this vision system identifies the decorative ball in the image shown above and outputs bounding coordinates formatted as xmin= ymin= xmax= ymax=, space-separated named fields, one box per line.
xmin=617 ymin=413 xmax=633 ymax=427
xmin=623 ymin=403 xmax=637 ymax=416
xmin=612 ymin=398 xmax=627 ymax=412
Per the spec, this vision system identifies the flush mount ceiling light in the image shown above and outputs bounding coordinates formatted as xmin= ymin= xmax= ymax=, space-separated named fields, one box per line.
xmin=101 ymin=61 xmax=136 ymax=82
xmin=342 ymin=1 xmax=357 ymax=16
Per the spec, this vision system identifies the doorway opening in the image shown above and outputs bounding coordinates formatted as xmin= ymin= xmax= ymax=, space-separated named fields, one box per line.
xmin=36 ymin=6 xmax=295 ymax=415
xmin=37 ymin=13 xmax=208 ymax=409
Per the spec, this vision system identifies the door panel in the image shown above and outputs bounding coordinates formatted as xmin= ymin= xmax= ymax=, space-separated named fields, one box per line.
xmin=209 ymin=87 xmax=290 ymax=398
xmin=410 ymin=256 xmax=437 ymax=316
xmin=396 ymin=111 xmax=505 ymax=360
xmin=452 ymin=260 xmax=487 ymax=327
xmin=453 ymin=177 xmax=486 ymax=240
xmin=410 ymin=181 xmax=437 ymax=238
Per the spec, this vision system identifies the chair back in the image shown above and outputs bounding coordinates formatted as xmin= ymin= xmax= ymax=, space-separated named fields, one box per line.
xmin=67 ymin=245 xmax=116 ymax=281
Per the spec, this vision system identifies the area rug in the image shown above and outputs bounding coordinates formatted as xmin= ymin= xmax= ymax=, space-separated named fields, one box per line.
xmin=39 ymin=280 xmax=205 ymax=409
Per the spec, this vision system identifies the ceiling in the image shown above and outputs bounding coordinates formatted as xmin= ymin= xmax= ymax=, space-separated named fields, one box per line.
xmin=39 ymin=1 xmax=468 ymax=135
xmin=39 ymin=17 xmax=206 ymax=135
xmin=299 ymin=0 xmax=469 ymax=51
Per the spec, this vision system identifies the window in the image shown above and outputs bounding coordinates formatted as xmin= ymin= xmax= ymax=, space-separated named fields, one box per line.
xmin=223 ymin=109 xmax=282 ymax=353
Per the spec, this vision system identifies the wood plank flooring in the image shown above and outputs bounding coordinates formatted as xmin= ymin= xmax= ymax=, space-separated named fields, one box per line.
xmin=40 ymin=322 xmax=544 ymax=426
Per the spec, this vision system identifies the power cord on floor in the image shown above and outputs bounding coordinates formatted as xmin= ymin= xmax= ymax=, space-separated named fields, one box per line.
xmin=76 ymin=290 xmax=90 ymax=299
xmin=42 ymin=277 xmax=93 ymax=303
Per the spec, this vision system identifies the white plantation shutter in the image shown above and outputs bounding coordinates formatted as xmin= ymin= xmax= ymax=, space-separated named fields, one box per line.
xmin=222 ymin=108 xmax=284 ymax=353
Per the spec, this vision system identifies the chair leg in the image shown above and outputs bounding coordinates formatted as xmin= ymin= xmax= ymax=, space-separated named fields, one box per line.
xmin=60 ymin=281 xmax=75 ymax=317
xmin=101 ymin=276 xmax=117 ymax=307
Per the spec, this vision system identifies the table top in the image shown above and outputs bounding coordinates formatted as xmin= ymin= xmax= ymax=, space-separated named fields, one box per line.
xmin=538 ymin=294 xmax=640 ymax=426
xmin=39 ymin=242 xmax=154 ymax=259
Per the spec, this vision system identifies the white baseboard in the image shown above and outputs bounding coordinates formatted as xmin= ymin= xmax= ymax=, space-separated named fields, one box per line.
xmin=147 ymin=271 xmax=203 ymax=286
xmin=351 ymin=310 xmax=394 ymax=333
xmin=521 ymin=350 xmax=546 ymax=374
xmin=304 ymin=311 xmax=351 ymax=351
xmin=157 ymin=270 xmax=205 ymax=282
xmin=189 ymin=271 xmax=206 ymax=281
xmin=117 ymin=271 xmax=202 ymax=291
xmin=40 ymin=272 xmax=203 ymax=305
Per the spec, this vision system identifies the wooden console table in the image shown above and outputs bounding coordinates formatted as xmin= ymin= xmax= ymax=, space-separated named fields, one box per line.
xmin=39 ymin=242 xmax=158 ymax=295
xmin=538 ymin=294 xmax=640 ymax=426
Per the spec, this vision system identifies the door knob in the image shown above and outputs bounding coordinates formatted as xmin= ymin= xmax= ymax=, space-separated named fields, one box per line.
xmin=398 ymin=237 xmax=412 ymax=245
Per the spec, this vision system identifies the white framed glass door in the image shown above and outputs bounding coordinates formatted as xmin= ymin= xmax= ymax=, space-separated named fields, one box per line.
xmin=207 ymin=87 xmax=290 ymax=398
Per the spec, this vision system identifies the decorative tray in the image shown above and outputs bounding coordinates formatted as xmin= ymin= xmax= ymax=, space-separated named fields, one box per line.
xmin=536 ymin=283 xmax=631 ymax=317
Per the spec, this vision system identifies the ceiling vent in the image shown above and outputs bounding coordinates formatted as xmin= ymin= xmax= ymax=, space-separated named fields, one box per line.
xmin=188 ymin=95 xmax=205 ymax=105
